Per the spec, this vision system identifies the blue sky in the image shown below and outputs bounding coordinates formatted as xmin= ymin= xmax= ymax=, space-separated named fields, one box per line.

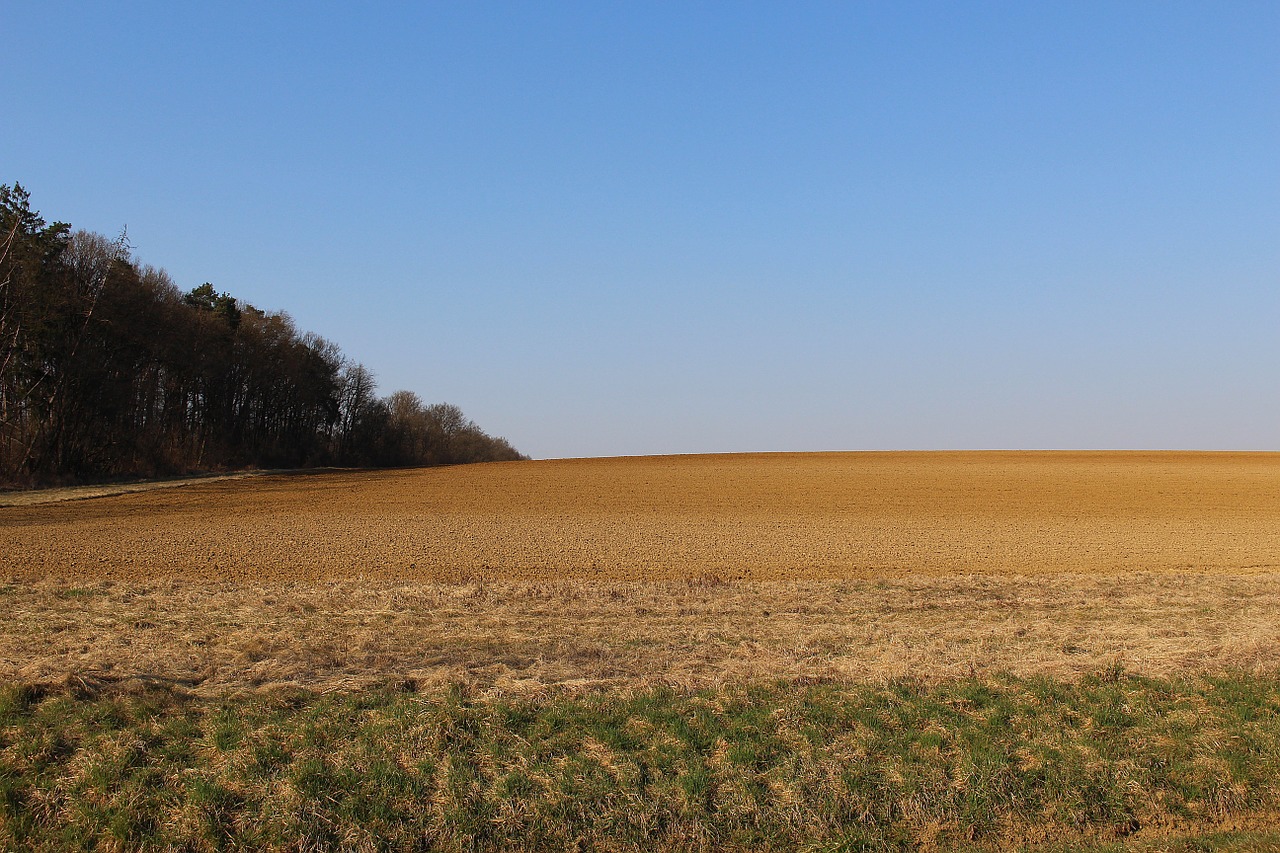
xmin=3 ymin=2 xmax=1277 ymax=458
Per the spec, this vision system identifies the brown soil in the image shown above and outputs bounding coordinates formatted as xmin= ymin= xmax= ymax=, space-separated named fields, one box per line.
xmin=2 ymin=451 xmax=1279 ymax=583
xmin=4 ymin=451 xmax=1279 ymax=693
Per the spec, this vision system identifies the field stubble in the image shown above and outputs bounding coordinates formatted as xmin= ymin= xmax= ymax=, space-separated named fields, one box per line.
xmin=1 ymin=572 xmax=1277 ymax=696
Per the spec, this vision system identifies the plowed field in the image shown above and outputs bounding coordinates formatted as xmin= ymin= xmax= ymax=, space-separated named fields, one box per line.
xmin=3 ymin=451 xmax=1279 ymax=583
xmin=4 ymin=451 xmax=1280 ymax=692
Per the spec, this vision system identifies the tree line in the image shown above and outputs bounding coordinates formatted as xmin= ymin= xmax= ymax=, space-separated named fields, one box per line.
xmin=0 ymin=183 xmax=525 ymax=488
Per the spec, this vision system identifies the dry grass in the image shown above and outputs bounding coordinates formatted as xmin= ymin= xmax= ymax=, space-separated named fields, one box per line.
xmin=2 ymin=571 xmax=1276 ymax=696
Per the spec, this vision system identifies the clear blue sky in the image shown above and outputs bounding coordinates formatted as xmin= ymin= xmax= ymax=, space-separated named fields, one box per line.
xmin=4 ymin=2 xmax=1277 ymax=458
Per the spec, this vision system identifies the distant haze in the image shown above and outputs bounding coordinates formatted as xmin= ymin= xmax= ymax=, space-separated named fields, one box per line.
xmin=3 ymin=4 xmax=1276 ymax=458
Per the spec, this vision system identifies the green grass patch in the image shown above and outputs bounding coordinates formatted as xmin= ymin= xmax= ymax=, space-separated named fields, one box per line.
xmin=1 ymin=673 xmax=1279 ymax=850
